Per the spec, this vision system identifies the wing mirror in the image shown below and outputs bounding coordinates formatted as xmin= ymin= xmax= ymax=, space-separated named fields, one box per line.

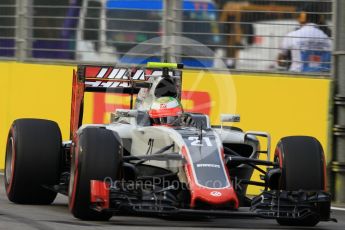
xmin=220 ymin=114 xmax=240 ymax=135
xmin=220 ymin=114 xmax=240 ymax=123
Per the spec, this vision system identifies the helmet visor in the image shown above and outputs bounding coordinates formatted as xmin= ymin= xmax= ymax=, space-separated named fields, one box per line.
xmin=153 ymin=116 xmax=179 ymax=126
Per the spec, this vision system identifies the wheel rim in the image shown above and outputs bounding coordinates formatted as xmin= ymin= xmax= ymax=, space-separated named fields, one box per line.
xmin=5 ymin=137 xmax=14 ymax=185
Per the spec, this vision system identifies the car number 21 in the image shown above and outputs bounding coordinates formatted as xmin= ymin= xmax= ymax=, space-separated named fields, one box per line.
xmin=188 ymin=137 xmax=213 ymax=147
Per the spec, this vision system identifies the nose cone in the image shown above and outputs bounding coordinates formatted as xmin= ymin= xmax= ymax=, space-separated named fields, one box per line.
xmin=190 ymin=186 xmax=239 ymax=209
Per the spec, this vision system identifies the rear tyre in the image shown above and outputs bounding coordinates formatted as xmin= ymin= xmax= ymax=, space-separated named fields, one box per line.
xmin=274 ymin=136 xmax=325 ymax=226
xmin=69 ymin=127 xmax=123 ymax=221
xmin=4 ymin=119 xmax=62 ymax=204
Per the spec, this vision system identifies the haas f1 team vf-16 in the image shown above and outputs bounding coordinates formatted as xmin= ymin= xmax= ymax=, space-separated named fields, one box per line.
xmin=4 ymin=62 xmax=335 ymax=226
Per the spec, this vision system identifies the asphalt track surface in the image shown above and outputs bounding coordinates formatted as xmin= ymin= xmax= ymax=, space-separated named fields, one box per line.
xmin=0 ymin=173 xmax=343 ymax=230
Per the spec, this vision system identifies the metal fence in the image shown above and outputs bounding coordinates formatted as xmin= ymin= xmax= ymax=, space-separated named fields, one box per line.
xmin=0 ymin=0 xmax=333 ymax=74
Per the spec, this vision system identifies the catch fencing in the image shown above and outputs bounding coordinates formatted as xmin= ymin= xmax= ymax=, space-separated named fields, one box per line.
xmin=0 ymin=0 xmax=333 ymax=74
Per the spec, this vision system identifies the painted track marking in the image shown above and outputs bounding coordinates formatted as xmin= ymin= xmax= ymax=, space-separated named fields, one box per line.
xmin=331 ymin=206 xmax=345 ymax=211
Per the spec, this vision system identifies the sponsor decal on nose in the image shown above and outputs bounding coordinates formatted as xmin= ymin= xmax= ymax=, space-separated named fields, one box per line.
xmin=196 ymin=163 xmax=220 ymax=168
xmin=210 ymin=191 xmax=222 ymax=197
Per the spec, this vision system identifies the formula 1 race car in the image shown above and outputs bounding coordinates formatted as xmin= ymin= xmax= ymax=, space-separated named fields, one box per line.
xmin=4 ymin=62 xmax=334 ymax=226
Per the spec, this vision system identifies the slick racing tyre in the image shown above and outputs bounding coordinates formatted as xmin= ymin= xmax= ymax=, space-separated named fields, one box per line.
xmin=4 ymin=119 xmax=62 ymax=204
xmin=274 ymin=136 xmax=325 ymax=226
xmin=69 ymin=127 xmax=123 ymax=221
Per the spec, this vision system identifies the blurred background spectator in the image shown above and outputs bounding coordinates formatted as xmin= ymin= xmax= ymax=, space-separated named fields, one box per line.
xmin=277 ymin=3 xmax=332 ymax=72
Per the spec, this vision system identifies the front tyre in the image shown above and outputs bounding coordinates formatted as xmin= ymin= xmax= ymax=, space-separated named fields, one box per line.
xmin=274 ymin=136 xmax=326 ymax=226
xmin=69 ymin=127 xmax=123 ymax=221
xmin=4 ymin=119 xmax=62 ymax=204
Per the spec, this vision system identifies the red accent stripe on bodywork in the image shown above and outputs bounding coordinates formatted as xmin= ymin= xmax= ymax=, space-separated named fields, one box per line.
xmin=90 ymin=180 xmax=110 ymax=210
xmin=85 ymin=66 xmax=102 ymax=78
xmin=181 ymin=146 xmax=239 ymax=208
xmin=103 ymin=67 xmax=113 ymax=79
xmin=70 ymin=69 xmax=85 ymax=140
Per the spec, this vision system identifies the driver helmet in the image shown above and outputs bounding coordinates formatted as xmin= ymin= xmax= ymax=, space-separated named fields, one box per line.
xmin=149 ymin=97 xmax=183 ymax=126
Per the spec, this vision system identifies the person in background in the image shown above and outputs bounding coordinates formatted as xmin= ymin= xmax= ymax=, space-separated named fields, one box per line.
xmin=277 ymin=4 xmax=332 ymax=72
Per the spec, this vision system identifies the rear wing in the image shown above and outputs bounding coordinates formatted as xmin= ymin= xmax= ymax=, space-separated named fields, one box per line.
xmin=70 ymin=62 xmax=183 ymax=139
xmin=76 ymin=65 xmax=149 ymax=94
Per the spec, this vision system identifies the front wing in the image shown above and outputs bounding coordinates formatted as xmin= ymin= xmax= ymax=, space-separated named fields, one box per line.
xmin=90 ymin=180 xmax=334 ymax=222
